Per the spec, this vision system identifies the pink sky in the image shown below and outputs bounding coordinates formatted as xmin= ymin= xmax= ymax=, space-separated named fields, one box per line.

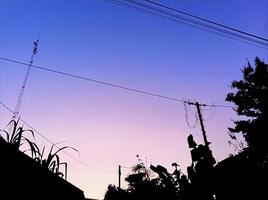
xmin=0 ymin=0 xmax=268 ymax=199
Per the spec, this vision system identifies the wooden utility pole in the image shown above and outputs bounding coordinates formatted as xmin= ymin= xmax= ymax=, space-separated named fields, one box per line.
xmin=195 ymin=102 xmax=210 ymax=149
xmin=118 ymin=165 xmax=121 ymax=189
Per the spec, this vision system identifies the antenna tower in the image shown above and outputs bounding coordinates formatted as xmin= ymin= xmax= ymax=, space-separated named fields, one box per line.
xmin=12 ymin=39 xmax=39 ymax=119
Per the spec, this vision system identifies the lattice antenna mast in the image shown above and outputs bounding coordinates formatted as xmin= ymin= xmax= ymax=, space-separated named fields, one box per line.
xmin=12 ymin=39 xmax=39 ymax=119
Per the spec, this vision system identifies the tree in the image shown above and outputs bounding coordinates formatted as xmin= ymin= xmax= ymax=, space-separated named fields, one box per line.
xmin=104 ymin=184 xmax=129 ymax=200
xmin=226 ymin=57 xmax=268 ymax=158
xmin=104 ymin=155 xmax=195 ymax=200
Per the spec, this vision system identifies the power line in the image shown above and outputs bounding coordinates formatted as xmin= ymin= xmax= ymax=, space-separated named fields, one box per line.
xmin=0 ymin=56 xmax=235 ymax=109
xmin=144 ymin=0 xmax=268 ymax=43
xmin=0 ymin=99 xmax=116 ymax=173
xmin=105 ymin=0 xmax=268 ymax=49
xmin=110 ymin=0 xmax=268 ymax=47
xmin=183 ymin=101 xmax=198 ymax=129
xmin=121 ymin=165 xmax=132 ymax=169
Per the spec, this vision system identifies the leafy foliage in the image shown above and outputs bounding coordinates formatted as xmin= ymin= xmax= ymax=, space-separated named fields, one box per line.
xmin=104 ymin=134 xmax=217 ymax=200
xmin=226 ymin=57 xmax=268 ymax=156
xmin=104 ymin=58 xmax=268 ymax=200
xmin=104 ymin=185 xmax=129 ymax=200
xmin=105 ymin=156 xmax=194 ymax=200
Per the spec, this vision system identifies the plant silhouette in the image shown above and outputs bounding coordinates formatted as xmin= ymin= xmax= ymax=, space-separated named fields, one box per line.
xmin=213 ymin=57 xmax=268 ymax=200
xmin=226 ymin=57 xmax=268 ymax=161
xmin=0 ymin=120 xmax=78 ymax=179
xmin=0 ymin=120 xmax=84 ymax=199
xmin=104 ymin=57 xmax=268 ymax=200
xmin=104 ymin=150 xmax=211 ymax=200
xmin=0 ymin=119 xmax=36 ymax=153
xmin=34 ymin=144 xmax=78 ymax=179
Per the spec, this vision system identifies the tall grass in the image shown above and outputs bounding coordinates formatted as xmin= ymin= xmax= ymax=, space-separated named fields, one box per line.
xmin=0 ymin=119 xmax=36 ymax=151
xmin=34 ymin=144 xmax=78 ymax=179
xmin=0 ymin=119 xmax=78 ymax=180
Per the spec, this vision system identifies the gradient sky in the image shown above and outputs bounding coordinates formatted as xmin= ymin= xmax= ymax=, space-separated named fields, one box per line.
xmin=0 ymin=0 xmax=268 ymax=199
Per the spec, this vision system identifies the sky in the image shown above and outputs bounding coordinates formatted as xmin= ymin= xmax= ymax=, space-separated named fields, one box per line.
xmin=0 ymin=0 xmax=268 ymax=199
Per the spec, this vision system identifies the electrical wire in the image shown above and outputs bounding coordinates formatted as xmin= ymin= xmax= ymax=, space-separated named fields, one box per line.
xmin=121 ymin=165 xmax=132 ymax=169
xmin=144 ymin=0 xmax=268 ymax=43
xmin=183 ymin=101 xmax=198 ymax=129
xmin=109 ymin=0 xmax=268 ymax=47
xmin=0 ymin=56 xmax=235 ymax=109
xmin=105 ymin=0 xmax=268 ymax=49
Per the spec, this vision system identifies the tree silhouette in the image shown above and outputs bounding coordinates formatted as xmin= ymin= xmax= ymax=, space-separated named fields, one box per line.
xmin=124 ymin=156 xmax=166 ymax=200
xmin=212 ymin=57 xmax=268 ymax=200
xmin=104 ymin=57 xmax=268 ymax=200
xmin=104 ymin=156 xmax=182 ymax=200
xmin=104 ymin=154 xmax=202 ymax=200
xmin=104 ymin=184 xmax=129 ymax=200
xmin=226 ymin=57 xmax=268 ymax=160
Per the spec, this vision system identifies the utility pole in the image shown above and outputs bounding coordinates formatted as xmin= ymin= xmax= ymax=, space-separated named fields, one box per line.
xmin=12 ymin=39 xmax=39 ymax=119
xmin=192 ymin=101 xmax=216 ymax=166
xmin=118 ymin=165 xmax=121 ymax=189
xmin=195 ymin=102 xmax=210 ymax=149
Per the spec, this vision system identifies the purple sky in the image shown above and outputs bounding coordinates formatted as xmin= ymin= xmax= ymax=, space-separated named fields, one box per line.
xmin=0 ymin=0 xmax=268 ymax=199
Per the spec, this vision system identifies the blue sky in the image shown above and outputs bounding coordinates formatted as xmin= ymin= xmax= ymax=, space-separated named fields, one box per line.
xmin=0 ymin=0 xmax=268 ymax=199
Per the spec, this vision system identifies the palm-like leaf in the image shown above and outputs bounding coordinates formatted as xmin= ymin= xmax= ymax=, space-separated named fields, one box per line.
xmin=1 ymin=120 xmax=78 ymax=180
xmin=0 ymin=119 xmax=36 ymax=151
xmin=34 ymin=144 xmax=78 ymax=179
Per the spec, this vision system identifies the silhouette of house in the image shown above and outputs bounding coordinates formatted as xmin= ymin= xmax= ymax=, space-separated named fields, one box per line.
xmin=213 ymin=152 xmax=268 ymax=200
xmin=0 ymin=137 xmax=85 ymax=200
